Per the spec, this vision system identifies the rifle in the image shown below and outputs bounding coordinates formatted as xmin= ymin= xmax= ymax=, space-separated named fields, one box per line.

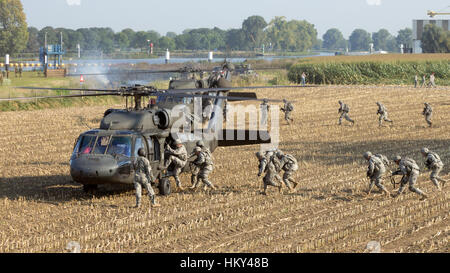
xmin=390 ymin=171 xmax=405 ymax=189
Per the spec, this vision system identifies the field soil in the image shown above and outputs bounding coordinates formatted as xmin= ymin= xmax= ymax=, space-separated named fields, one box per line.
xmin=0 ymin=85 xmax=448 ymax=253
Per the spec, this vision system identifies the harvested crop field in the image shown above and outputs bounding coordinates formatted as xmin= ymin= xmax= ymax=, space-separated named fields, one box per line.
xmin=0 ymin=85 xmax=449 ymax=253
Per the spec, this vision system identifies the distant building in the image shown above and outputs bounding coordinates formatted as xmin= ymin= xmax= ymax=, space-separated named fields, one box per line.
xmin=413 ymin=19 xmax=450 ymax=53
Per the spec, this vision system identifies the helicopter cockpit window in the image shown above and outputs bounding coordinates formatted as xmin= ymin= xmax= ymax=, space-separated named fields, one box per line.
xmin=78 ymin=135 xmax=96 ymax=154
xmin=93 ymin=136 xmax=110 ymax=154
xmin=133 ymin=137 xmax=146 ymax=157
xmin=106 ymin=136 xmax=132 ymax=157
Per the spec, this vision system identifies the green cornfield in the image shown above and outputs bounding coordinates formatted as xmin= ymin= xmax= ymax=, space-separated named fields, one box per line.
xmin=288 ymin=54 xmax=450 ymax=86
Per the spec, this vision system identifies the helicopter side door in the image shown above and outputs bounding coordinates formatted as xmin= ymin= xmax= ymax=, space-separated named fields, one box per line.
xmin=144 ymin=136 xmax=161 ymax=179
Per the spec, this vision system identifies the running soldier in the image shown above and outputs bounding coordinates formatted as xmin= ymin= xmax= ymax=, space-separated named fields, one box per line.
xmin=164 ymin=139 xmax=188 ymax=191
xmin=275 ymin=150 xmax=299 ymax=193
xmin=281 ymin=99 xmax=294 ymax=124
xmin=256 ymin=152 xmax=282 ymax=195
xmin=190 ymin=147 xmax=217 ymax=191
xmin=391 ymin=156 xmax=428 ymax=200
xmin=421 ymin=148 xmax=446 ymax=191
xmin=423 ymin=103 xmax=433 ymax=127
xmin=376 ymin=102 xmax=393 ymax=127
xmin=134 ymin=148 xmax=160 ymax=209
xmin=363 ymin=152 xmax=390 ymax=196
xmin=338 ymin=101 xmax=355 ymax=125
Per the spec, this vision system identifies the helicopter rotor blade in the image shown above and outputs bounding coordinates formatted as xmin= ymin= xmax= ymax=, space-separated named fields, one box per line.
xmin=155 ymin=92 xmax=287 ymax=103
xmin=164 ymin=85 xmax=315 ymax=94
xmin=228 ymin=92 xmax=258 ymax=99
xmin=16 ymin=87 xmax=118 ymax=93
xmin=0 ymin=92 xmax=120 ymax=102
xmin=66 ymin=68 xmax=210 ymax=77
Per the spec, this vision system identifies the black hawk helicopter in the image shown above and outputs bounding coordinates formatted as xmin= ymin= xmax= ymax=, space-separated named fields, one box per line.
xmin=5 ymin=62 xmax=308 ymax=196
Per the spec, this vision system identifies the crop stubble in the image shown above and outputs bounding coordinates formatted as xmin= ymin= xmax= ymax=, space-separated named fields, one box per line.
xmin=0 ymin=85 xmax=448 ymax=253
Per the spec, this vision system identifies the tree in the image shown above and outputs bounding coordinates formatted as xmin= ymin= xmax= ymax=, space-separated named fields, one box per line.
xmin=115 ymin=32 xmax=130 ymax=50
xmin=26 ymin=27 xmax=39 ymax=52
xmin=265 ymin=17 xmax=317 ymax=52
xmin=396 ymin=28 xmax=412 ymax=48
xmin=0 ymin=0 xmax=28 ymax=55
xmin=38 ymin=27 xmax=58 ymax=46
xmin=226 ymin=29 xmax=246 ymax=50
xmin=158 ymin=36 xmax=175 ymax=51
xmin=349 ymin=29 xmax=371 ymax=51
xmin=372 ymin=29 xmax=392 ymax=51
xmin=166 ymin=32 xmax=177 ymax=38
xmin=421 ymin=24 xmax=449 ymax=53
xmin=322 ymin=28 xmax=345 ymax=50
xmin=242 ymin=15 xmax=267 ymax=50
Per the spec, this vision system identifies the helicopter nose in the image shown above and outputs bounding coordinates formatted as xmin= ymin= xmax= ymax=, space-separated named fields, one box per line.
xmin=70 ymin=155 xmax=119 ymax=180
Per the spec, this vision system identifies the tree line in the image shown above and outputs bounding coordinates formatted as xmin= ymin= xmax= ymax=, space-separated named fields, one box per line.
xmin=0 ymin=0 xmax=448 ymax=56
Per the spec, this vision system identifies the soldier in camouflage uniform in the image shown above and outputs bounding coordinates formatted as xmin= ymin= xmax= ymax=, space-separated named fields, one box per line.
xmin=260 ymin=99 xmax=270 ymax=126
xmin=376 ymin=102 xmax=393 ymax=127
xmin=423 ymin=103 xmax=433 ymax=127
xmin=338 ymin=101 xmax=355 ymax=125
xmin=281 ymin=99 xmax=294 ymax=124
xmin=275 ymin=150 xmax=299 ymax=193
xmin=392 ymin=156 xmax=428 ymax=200
xmin=363 ymin=152 xmax=390 ymax=196
xmin=134 ymin=148 xmax=160 ymax=208
xmin=256 ymin=151 xmax=282 ymax=195
xmin=164 ymin=139 xmax=188 ymax=191
xmin=190 ymin=147 xmax=217 ymax=191
xmin=189 ymin=140 xmax=213 ymax=187
xmin=421 ymin=148 xmax=446 ymax=191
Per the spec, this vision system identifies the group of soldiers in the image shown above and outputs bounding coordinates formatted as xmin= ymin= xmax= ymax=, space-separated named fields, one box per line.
xmin=363 ymin=148 xmax=446 ymax=201
xmin=260 ymin=99 xmax=294 ymax=125
xmin=132 ymin=139 xmax=216 ymax=209
xmin=256 ymin=148 xmax=299 ymax=195
xmin=263 ymin=99 xmax=433 ymax=128
xmin=131 ymin=96 xmax=441 ymax=209
xmin=414 ymin=73 xmax=437 ymax=88
xmin=337 ymin=101 xmax=434 ymax=127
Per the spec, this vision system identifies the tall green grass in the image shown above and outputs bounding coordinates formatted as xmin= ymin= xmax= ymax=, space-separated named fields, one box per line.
xmin=288 ymin=60 xmax=450 ymax=85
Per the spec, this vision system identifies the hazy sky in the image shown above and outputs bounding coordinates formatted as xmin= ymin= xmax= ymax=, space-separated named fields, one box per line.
xmin=22 ymin=0 xmax=449 ymax=38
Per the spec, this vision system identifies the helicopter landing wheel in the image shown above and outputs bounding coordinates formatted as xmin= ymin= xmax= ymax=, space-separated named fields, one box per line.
xmin=83 ymin=184 xmax=98 ymax=193
xmin=159 ymin=178 xmax=171 ymax=196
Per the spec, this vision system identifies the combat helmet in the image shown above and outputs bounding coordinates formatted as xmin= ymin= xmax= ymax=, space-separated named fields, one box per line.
xmin=363 ymin=151 xmax=372 ymax=160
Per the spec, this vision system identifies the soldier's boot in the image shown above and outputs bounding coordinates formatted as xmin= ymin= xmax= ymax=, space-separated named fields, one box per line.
xmin=135 ymin=196 xmax=141 ymax=208
xmin=150 ymin=195 xmax=160 ymax=208
xmin=210 ymin=184 xmax=217 ymax=190
xmin=391 ymin=192 xmax=399 ymax=198
xmin=189 ymin=179 xmax=198 ymax=190
xmin=278 ymin=184 xmax=283 ymax=193
xmin=419 ymin=193 xmax=428 ymax=201
xmin=175 ymin=177 xmax=185 ymax=191
xmin=292 ymin=181 xmax=299 ymax=189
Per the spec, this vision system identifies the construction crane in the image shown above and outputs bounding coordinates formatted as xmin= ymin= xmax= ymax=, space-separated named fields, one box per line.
xmin=427 ymin=6 xmax=450 ymax=17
